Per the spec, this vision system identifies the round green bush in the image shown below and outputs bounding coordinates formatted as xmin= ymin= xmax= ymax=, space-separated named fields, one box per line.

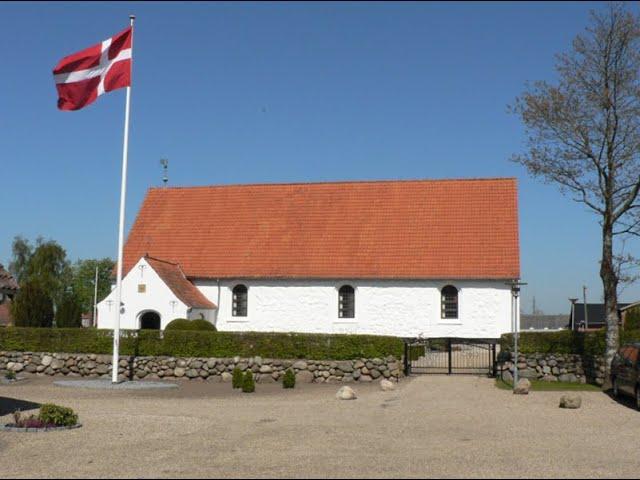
xmin=232 ymin=367 xmax=244 ymax=389
xmin=38 ymin=404 xmax=78 ymax=427
xmin=164 ymin=318 xmax=216 ymax=331
xmin=242 ymin=370 xmax=255 ymax=393
xmin=189 ymin=319 xmax=216 ymax=331
xmin=283 ymin=368 xmax=295 ymax=389
xmin=164 ymin=319 xmax=192 ymax=331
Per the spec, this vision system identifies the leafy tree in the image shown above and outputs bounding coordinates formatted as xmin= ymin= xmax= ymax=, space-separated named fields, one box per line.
xmin=8 ymin=235 xmax=32 ymax=284
xmin=11 ymin=281 xmax=54 ymax=328
xmin=510 ymin=3 xmax=640 ymax=377
xmin=8 ymin=236 xmax=71 ymax=309
xmin=70 ymin=258 xmax=115 ymax=317
xmin=55 ymin=293 xmax=83 ymax=328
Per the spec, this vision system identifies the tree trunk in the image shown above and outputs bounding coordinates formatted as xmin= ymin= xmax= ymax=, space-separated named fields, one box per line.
xmin=600 ymin=219 xmax=619 ymax=385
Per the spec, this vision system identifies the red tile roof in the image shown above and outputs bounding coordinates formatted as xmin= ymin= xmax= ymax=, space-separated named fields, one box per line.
xmin=145 ymin=256 xmax=216 ymax=309
xmin=123 ymin=178 xmax=520 ymax=280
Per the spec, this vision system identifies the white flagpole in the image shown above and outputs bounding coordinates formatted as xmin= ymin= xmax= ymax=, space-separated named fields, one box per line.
xmin=112 ymin=14 xmax=135 ymax=383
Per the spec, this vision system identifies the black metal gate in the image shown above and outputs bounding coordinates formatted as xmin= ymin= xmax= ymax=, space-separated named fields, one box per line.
xmin=403 ymin=338 xmax=497 ymax=376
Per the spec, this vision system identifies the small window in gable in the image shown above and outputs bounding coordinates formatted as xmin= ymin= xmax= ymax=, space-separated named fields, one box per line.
xmin=339 ymin=285 xmax=355 ymax=319
xmin=232 ymin=284 xmax=248 ymax=317
xmin=441 ymin=285 xmax=458 ymax=319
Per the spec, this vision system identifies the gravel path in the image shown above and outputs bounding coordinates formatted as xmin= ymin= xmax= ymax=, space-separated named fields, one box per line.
xmin=0 ymin=375 xmax=639 ymax=478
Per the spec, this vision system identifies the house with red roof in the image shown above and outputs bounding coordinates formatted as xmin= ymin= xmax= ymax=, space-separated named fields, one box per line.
xmin=0 ymin=263 xmax=19 ymax=327
xmin=97 ymin=177 xmax=520 ymax=338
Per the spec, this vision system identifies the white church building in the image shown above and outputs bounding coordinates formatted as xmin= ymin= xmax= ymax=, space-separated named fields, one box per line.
xmin=97 ymin=178 xmax=520 ymax=338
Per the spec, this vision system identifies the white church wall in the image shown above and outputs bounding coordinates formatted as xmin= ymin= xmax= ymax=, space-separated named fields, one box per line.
xmin=97 ymin=257 xmax=189 ymax=330
xmin=195 ymin=279 xmax=512 ymax=338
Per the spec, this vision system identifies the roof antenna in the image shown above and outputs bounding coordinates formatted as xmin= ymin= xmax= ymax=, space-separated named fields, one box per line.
xmin=160 ymin=158 xmax=169 ymax=187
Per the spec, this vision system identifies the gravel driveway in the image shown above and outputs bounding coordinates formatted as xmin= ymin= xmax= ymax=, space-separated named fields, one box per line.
xmin=0 ymin=375 xmax=638 ymax=478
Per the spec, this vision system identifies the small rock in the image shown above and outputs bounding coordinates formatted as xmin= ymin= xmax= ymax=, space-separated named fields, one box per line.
xmin=513 ymin=378 xmax=531 ymax=395
xmin=336 ymin=386 xmax=357 ymax=400
xmin=380 ymin=379 xmax=395 ymax=391
xmin=559 ymin=394 xmax=582 ymax=409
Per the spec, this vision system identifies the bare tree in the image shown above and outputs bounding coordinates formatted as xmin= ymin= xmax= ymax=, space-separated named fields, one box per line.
xmin=510 ymin=2 xmax=640 ymax=377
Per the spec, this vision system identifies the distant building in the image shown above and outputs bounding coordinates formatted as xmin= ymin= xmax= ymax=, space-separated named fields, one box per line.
xmin=521 ymin=314 xmax=568 ymax=331
xmin=568 ymin=303 xmax=632 ymax=331
xmin=0 ymin=264 xmax=19 ymax=327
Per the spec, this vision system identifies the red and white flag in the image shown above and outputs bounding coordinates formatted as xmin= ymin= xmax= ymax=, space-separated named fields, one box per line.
xmin=53 ymin=26 xmax=132 ymax=111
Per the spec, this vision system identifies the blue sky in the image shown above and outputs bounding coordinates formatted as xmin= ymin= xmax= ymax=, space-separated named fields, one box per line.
xmin=1 ymin=1 xmax=636 ymax=314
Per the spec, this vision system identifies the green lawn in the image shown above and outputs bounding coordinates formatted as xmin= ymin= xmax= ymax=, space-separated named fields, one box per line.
xmin=495 ymin=378 xmax=602 ymax=392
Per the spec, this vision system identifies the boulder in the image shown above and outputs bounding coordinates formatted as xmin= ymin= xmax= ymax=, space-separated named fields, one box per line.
xmin=559 ymin=394 xmax=582 ymax=409
xmin=41 ymin=355 xmax=53 ymax=367
xmin=336 ymin=386 xmax=357 ymax=400
xmin=380 ymin=379 xmax=396 ymax=391
xmin=336 ymin=361 xmax=353 ymax=373
xmin=293 ymin=360 xmax=308 ymax=370
xmin=558 ymin=373 xmax=578 ymax=383
xmin=295 ymin=370 xmax=314 ymax=383
xmin=220 ymin=372 xmax=233 ymax=383
xmin=9 ymin=362 xmax=24 ymax=372
xmin=513 ymin=378 xmax=531 ymax=395
xmin=257 ymin=374 xmax=275 ymax=384
xmin=174 ymin=367 xmax=186 ymax=378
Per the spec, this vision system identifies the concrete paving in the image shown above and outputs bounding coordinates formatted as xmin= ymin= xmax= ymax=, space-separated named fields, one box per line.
xmin=0 ymin=375 xmax=639 ymax=478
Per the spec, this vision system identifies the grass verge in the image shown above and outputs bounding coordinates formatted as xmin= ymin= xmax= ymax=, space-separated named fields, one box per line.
xmin=495 ymin=378 xmax=601 ymax=391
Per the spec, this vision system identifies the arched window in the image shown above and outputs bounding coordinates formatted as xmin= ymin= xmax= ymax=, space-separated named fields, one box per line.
xmin=441 ymin=285 xmax=458 ymax=319
xmin=338 ymin=285 xmax=355 ymax=319
xmin=232 ymin=284 xmax=248 ymax=317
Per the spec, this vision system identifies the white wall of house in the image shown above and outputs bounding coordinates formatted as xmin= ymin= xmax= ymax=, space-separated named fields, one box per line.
xmin=97 ymin=257 xmax=189 ymax=330
xmin=195 ymin=279 xmax=512 ymax=338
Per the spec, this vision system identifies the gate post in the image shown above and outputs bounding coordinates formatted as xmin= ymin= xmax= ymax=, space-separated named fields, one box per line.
xmin=491 ymin=343 xmax=497 ymax=378
xmin=447 ymin=338 xmax=452 ymax=375
xmin=403 ymin=341 xmax=410 ymax=376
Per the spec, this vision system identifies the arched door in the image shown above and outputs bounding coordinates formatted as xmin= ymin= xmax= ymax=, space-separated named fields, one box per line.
xmin=139 ymin=311 xmax=161 ymax=330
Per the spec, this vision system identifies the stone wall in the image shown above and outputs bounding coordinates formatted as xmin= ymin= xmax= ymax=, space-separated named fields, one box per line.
xmin=498 ymin=352 xmax=606 ymax=386
xmin=0 ymin=351 xmax=402 ymax=384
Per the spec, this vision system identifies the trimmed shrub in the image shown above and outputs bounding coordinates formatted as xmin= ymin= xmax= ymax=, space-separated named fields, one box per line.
xmin=10 ymin=282 xmax=54 ymax=328
xmin=232 ymin=367 xmax=244 ymax=389
xmin=164 ymin=318 xmax=217 ymax=331
xmin=189 ymin=319 xmax=216 ymax=331
xmin=242 ymin=370 xmax=255 ymax=393
xmin=55 ymin=293 xmax=83 ymax=328
xmin=38 ymin=404 xmax=78 ymax=427
xmin=283 ymin=368 xmax=295 ymax=389
xmin=0 ymin=328 xmax=403 ymax=360
xmin=500 ymin=329 xmax=640 ymax=357
xmin=164 ymin=319 xmax=193 ymax=331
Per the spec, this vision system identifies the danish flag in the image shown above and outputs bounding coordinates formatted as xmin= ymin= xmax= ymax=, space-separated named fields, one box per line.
xmin=53 ymin=26 xmax=132 ymax=111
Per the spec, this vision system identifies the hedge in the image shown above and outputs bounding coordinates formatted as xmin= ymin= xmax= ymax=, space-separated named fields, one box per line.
xmin=500 ymin=329 xmax=640 ymax=357
xmin=0 ymin=327 xmax=403 ymax=360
